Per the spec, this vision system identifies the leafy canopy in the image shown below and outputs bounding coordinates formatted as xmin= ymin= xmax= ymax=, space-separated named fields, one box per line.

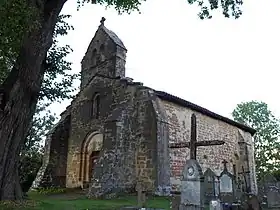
xmin=232 ymin=101 xmax=280 ymax=179
xmin=0 ymin=0 xmax=78 ymax=192
xmin=77 ymin=0 xmax=243 ymax=19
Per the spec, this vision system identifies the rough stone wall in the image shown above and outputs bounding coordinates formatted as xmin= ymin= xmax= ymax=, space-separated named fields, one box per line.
xmin=149 ymin=91 xmax=171 ymax=195
xmin=64 ymin=71 xmax=158 ymax=197
xmin=80 ymin=26 xmax=126 ymax=89
xmin=87 ymin=82 xmax=158 ymax=197
xmin=239 ymin=130 xmax=258 ymax=194
xmin=134 ymin=88 xmax=158 ymax=192
xmin=66 ymin=22 xmax=127 ymax=189
xmin=32 ymin=112 xmax=71 ymax=189
xmin=87 ymin=79 xmax=139 ymax=196
xmin=158 ymin=99 xmax=256 ymax=192
xmin=66 ymin=75 xmax=115 ymax=188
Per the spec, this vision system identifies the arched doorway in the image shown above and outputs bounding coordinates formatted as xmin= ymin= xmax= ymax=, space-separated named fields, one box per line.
xmin=80 ymin=132 xmax=103 ymax=187
xmin=88 ymin=151 xmax=100 ymax=183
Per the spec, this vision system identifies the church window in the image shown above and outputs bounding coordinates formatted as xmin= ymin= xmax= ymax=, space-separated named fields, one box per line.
xmin=92 ymin=93 xmax=100 ymax=119
xmin=96 ymin=44 xmax=105 ymax=64
xmin=100 ymin=44 xmax=105 ymax=52
xmin=92 ymin=49 xmax=97 ymax=66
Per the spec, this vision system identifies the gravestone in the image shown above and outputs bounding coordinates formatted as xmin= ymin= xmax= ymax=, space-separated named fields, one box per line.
xmin=260 ymin=174 xmax=280 ymax=209
xmin=214 ymin=176 xmax=220 ymax=198
xmin=240 ymin=193 xmax=262 ymax=210
xmin=170 ymin=114 xmax=225 ymax=209
xmin=219 ymin=160 xmax=235 ymax=204
xmin=177 ymin=114 xmax=225 ymax=210
xmin=180 ymin=159 xmax=204 ymax=210
xmin=203 ymin=168 xmax=218 ymax=204
xmin=267 ymin=185 xmax=280 ymax=209
xmin=220 ymin=173 xmax=233 ymax=193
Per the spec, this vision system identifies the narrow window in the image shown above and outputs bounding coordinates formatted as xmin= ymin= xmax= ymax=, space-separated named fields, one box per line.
xmin=99 ymin=44 xmax=105 ymax=52
xmin=93 ymin=94 xmax=100 ymax=119
xmin=96 ymin=44 xmax=105 ymax=63
xmin=92 ymin=49 xmax=97 ymax=66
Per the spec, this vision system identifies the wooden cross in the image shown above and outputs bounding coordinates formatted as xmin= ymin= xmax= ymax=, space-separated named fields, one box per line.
xmin=170 ymin=114 xmax=225 ymax=160
xmin=238 ymin=166 xmax=251 ymax=193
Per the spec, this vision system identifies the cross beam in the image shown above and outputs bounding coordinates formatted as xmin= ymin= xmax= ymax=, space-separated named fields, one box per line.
xmin=169 ymin=140 xmax=225 ymax=148
xmin=184 ymin=114 xmax=225 ymax=160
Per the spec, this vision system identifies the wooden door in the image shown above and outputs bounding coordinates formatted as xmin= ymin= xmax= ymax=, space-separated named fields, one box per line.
xmin=88 ymin=151 xmax=100 ymax=181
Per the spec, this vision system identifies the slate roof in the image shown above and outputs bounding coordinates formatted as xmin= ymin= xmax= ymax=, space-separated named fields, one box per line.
xmin=155 ymin=91 xmax=256 ymax=135
xmin=100 ymin=25 xmax=127 ymax=50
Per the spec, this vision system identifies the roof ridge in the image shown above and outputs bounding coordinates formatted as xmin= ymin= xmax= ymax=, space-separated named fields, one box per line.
xmin=154 ymin=90 xmax=256 ymax=135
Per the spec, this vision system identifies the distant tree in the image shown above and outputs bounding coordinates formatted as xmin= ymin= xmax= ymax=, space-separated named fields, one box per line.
xmin=187 ymin=0 xmax=243 ymax=19
xmin=232 ymin=101 xmax=280 ymax=179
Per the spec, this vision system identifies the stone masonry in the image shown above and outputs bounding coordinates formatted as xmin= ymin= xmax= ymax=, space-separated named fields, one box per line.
xmin=32 ymin=18 xmax=258 ymax=197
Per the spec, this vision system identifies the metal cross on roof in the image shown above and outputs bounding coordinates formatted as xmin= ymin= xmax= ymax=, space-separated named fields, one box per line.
xmin=100 ymin=17 xmax=106 ymax=26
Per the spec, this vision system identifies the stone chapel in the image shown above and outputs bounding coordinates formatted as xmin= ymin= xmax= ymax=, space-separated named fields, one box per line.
xmin=33 ymin=18 xmax=258 ymax=197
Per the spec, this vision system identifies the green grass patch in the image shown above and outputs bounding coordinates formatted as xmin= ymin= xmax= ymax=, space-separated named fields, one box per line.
xmin=0 ymin=191 xmax=170 ymax=210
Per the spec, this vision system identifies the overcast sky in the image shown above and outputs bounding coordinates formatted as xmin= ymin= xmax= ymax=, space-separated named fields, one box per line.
xmin=54 ymin=0 xmax=280 ymax=120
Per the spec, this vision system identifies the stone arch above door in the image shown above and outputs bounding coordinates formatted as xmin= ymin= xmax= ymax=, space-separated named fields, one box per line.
xmin=79 ymin=132 xmax=103 ymax=186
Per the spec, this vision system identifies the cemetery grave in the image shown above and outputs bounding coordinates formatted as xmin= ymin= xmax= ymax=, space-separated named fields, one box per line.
xmin=170 ymin=158 xmax=280 ymax=210
xmin=170 ymin=114 xmax=280 ymax=210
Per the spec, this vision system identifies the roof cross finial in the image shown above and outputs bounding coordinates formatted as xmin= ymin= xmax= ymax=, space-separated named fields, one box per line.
xmin=100 ymin=17 xmax=106 ymax=26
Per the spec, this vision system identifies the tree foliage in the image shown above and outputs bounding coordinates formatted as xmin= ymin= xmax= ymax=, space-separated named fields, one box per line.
xmin=232 ymin=101 xmax=280 ymax=179
xmin=0 ymin=0 xmax=37 ymax=84
xmin=0 ymin=0 xmax=77 ymax=193
xmin=188 ymin=0 xmax=243 ymax=19
xmin=77 ymin=0 xmax=243 ymax=19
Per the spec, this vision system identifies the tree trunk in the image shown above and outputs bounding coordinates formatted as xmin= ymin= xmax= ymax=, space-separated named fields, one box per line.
xmin=0 ymin=0 xmax=67 ymax=200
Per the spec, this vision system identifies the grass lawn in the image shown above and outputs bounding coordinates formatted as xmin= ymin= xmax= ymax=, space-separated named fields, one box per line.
xmin=0 ymin=191 xmax=170 ymax=210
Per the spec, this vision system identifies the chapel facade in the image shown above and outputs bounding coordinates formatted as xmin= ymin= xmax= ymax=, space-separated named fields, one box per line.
xmin=32 ymin=18 xmax=258 ymax=197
